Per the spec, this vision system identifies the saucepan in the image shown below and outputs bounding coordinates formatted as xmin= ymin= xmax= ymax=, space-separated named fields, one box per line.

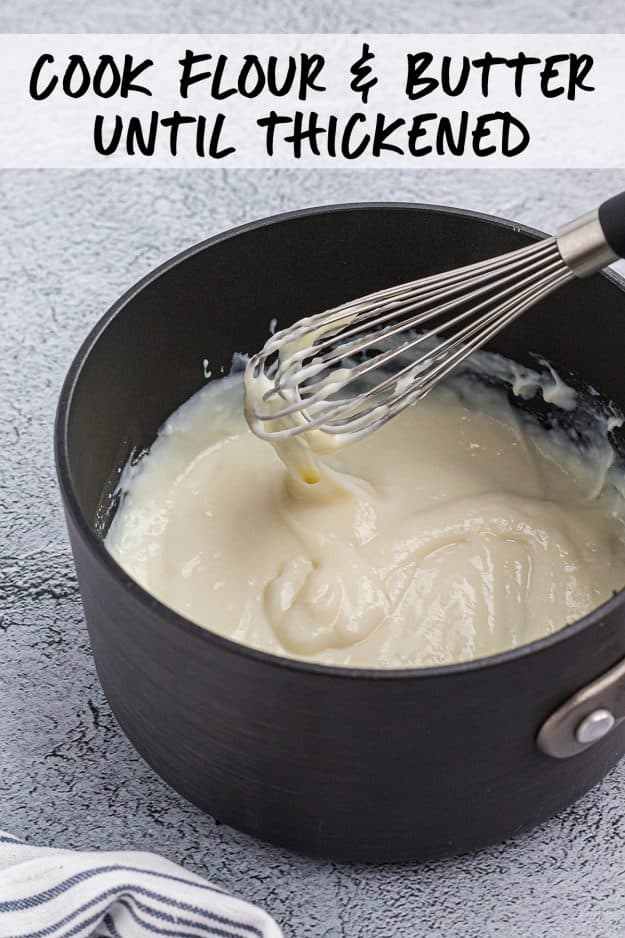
xmin=55 ymin=203 xmax=625 ymax=861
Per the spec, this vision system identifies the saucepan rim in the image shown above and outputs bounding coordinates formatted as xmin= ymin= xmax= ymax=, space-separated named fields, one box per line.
xmin=54 ymin=200 xmax=625 ymax=681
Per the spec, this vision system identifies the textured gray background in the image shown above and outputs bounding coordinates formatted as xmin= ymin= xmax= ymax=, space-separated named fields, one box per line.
xmin=2 ymin=3 xmax=625 ymax=936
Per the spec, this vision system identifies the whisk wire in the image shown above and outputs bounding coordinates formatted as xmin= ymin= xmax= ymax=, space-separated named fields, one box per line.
xmin=244 ymin=211 xmax=616 ymax=445
xmin=331 ymin=267 xmax=575 ymax=439
xmin=273 ymin=239 xmax=560 ymax=389
xmin=284 ymin=264 xmax=573 ymax=442
xmin=275 ymin=242 xmax=564 ymax=403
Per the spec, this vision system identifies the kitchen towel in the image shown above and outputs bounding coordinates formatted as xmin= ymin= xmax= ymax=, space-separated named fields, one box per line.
xmin=0 ymin=831 xmax=282 ymax=938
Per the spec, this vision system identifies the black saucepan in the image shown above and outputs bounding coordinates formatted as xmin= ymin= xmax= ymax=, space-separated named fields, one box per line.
xmin=55 ymin=203 xmax=625 ymax=862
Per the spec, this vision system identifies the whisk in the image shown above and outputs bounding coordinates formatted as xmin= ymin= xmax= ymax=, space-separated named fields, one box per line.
xmin=245 ymin=193 xmax=625 ymax=445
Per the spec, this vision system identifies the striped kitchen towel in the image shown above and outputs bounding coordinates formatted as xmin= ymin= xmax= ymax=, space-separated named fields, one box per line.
xmin=0 ymin=831 xmax=282 ymax=938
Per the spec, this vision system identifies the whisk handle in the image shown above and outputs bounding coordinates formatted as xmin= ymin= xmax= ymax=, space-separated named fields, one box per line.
xmin=556 ymin=194 xmax=625 ymax=278
xmin=598 ymin=191 xmax=625 ymax=261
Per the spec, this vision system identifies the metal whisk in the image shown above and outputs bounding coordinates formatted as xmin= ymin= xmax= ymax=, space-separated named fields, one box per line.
xmin=245 ymin=193 xmax=625 ymax=445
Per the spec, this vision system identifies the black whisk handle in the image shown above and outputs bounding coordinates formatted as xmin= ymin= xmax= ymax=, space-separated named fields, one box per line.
xmin=598 ymin=191 xmax=625 ymax=260
xmin=557 ymin=193 xmax=625 ymax=277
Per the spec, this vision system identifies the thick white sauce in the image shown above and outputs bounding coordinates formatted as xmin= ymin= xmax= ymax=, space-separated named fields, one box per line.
xmin=105 ymin=358 xmax=625 ymax=668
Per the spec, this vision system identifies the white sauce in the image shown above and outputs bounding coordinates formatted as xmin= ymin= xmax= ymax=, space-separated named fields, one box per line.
xmin=105 ymin=358 xmax=625 ymax=668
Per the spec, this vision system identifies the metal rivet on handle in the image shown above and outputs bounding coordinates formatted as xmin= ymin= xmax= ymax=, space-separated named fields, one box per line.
xmin=575 ymin=709 xmax=615 ymax=745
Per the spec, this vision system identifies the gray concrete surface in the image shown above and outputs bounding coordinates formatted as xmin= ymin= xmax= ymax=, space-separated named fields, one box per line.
xmin=2 ymin=4 xmax=625 ymax=937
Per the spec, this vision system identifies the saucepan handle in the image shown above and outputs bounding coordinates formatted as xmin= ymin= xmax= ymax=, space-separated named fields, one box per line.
xmin=538 ymin=655 xmax=625 ymax=758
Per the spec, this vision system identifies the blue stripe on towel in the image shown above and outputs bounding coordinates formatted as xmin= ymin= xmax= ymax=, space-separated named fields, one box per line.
xmin=119 ymin=897 xmax=252 ymax=938
xmin=0 ymin=863 xmax=231 ymax=911
xmin=124 ymin=893 xmax=254 ymax=936
xmin=8 ymin=883 xmax=263 ymax=938
xmin=103 ymin=914 xmax=122 ymax=938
